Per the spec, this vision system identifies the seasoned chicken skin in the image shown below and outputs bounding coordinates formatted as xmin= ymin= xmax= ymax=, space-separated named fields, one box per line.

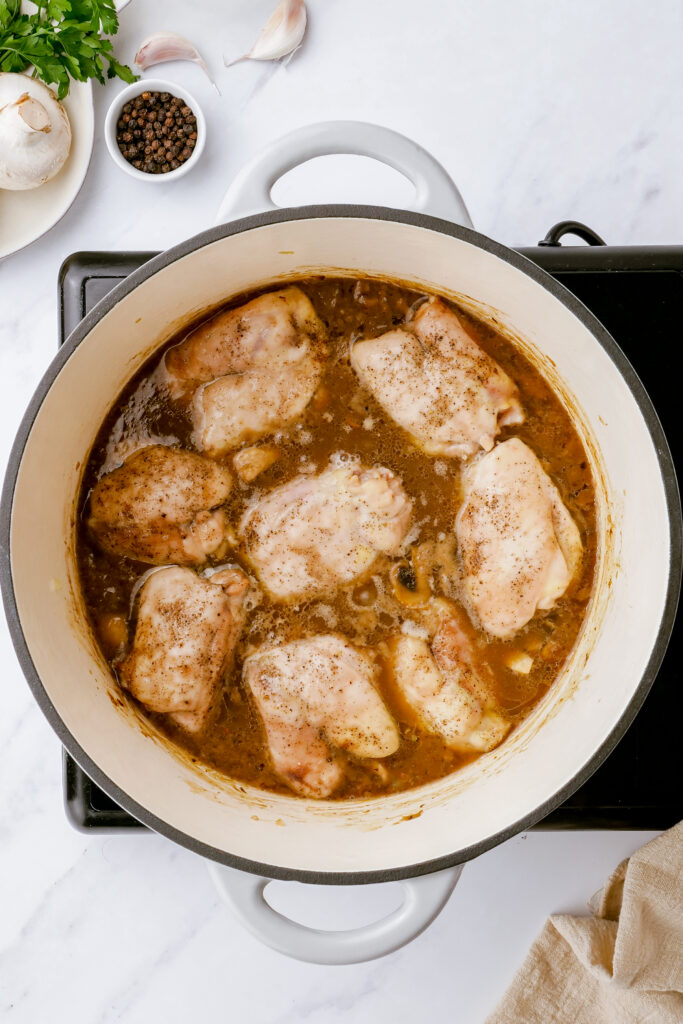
xmin=457 ymin=438 xmax=583 ymax=638
xmin=195 ymin=356 xmax=321 ymax=456
xmin=240 ymin=460 xmax=413 ymax=601
xmin=165 ymin=287 xmax=326 ymax=455
xmin=119 ymin=565 xmax=249 ymax=732
xmin=166 ymin=287 xmax=323 ymax=383
xmin=88 ymin=445 xmax=233 ymax=566
xmin=390 ymin=611 xmax=509 ymax=753
xmin=351 ymin=297 xmax=523 ymax=459
xmin=243 ymin=634 xmax=399 ymax=797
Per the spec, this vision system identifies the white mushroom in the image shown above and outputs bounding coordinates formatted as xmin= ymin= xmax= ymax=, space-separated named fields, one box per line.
xmin=0 ymin=73 xmax=71 ymax=190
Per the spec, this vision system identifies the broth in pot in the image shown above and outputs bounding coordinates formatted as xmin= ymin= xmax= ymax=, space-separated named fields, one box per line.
xmin=76 ymin=277 xmax=597 ymax=800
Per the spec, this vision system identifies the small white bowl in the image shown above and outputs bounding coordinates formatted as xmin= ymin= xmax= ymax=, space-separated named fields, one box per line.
xmin=104 ymin=78 xmax=206 ymax=182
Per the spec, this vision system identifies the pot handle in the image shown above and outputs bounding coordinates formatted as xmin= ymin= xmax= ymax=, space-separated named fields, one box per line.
xmin=215 ymin=120 xmax=473 ymax=227
xmin=208 ymin=862 xmax=463 ymax=965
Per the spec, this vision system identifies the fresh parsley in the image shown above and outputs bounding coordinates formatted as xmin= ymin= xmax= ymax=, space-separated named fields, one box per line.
xmin=0 ymin=0 xmax=137 ymax=100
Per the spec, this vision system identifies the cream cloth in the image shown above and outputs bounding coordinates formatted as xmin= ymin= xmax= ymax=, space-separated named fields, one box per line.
xmin=486 ymin=822 xmax=683 ymax=1023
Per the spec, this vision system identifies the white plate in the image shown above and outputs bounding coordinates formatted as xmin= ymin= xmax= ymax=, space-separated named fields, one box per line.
xmin=0 ymin=76 xmax=94 ymax=260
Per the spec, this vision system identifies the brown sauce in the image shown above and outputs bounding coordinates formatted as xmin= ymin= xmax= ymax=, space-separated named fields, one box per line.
xmin=76 ymin=277 xmax=597 ymax=799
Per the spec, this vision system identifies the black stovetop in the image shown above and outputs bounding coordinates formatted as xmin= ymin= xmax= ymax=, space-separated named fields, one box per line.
xmin=60 ymin=225 xmax=683 ymax=833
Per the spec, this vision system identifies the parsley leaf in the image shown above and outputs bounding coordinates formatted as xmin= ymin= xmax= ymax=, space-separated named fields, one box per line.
xmin=0 ymin=0 xmax=137 ymax=99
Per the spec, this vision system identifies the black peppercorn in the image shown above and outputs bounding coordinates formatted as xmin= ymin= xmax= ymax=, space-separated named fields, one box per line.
xmin=115 ymin=90 xmax=199 ymax=175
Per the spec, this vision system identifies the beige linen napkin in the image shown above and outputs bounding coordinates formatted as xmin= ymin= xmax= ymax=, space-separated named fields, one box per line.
xmin=486 ymin=822 xmax=683 ymax=1023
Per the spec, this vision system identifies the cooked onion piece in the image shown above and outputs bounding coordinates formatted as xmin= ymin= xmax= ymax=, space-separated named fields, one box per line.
xmin=233 ymin=444 xmax=280 ymax=482
xmin=389 ymin=545 xmax=432 ymax=607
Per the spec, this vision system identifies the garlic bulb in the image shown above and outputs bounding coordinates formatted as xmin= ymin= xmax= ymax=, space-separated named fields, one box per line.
xmin=226 ymin=0 xmax=307 ymax=66
xmin=135 ymin=33 xmax=220 ymax=94
xmin=0 ymin=73 xmax=71 ymax=190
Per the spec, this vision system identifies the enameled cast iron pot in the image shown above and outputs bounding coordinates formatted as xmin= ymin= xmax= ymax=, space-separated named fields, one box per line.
xmin=2 ymin=122 xmax=680 ymax=965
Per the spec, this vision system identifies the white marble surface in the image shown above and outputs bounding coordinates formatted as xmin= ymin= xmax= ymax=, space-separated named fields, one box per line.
xmin=0 ymin=1 xmax=680 ymax=1020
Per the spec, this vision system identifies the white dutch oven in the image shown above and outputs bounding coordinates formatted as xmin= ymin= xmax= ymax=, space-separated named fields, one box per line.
xmin=2 ymin=122 xmax=680 ymax=965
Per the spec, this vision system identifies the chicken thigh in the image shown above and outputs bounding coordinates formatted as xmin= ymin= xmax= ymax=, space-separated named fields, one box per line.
xmin=166 ymin=287 xmax=324 ymax=383
xmin=88 ymin=445 xmax=233 ymax=566
xmin=456 ymin=437 xmax=583 ymax=638
xmin=165 ymin=287 xmax=326 ymax=455
xmin=389 ymin=607 xmax=509 ymax=753
xmin=243 ymin=634 xmax=399 ymax=797
xmin=240 ymin=460 xmax=413 ymax=601
xmin=351 ymin=297 xmax=523 ymax=459
xmin=194 ymin=356 xmax=321 ymax=456
xmin=119 ymin=565 xmax=249 ymax=732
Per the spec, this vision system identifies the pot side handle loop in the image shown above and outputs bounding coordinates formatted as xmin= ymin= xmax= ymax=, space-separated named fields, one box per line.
xmin=215 ymin=120 xmax=473 ymax=228
xmin=538 ymin=220 xmax=606 ymax=247
xmin=208 ymin=861 xmax=463 ymax=965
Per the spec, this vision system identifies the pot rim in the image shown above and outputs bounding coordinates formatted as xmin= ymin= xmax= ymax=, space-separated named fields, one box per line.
xmin=2 ymin=205 xmax=681 ymax=884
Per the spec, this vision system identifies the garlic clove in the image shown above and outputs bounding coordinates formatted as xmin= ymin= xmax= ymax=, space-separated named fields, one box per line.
xmin=225 ymin=0 xmax=307 ymax=66
xmin=134 ymin=32 xmax=220 ymax=94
